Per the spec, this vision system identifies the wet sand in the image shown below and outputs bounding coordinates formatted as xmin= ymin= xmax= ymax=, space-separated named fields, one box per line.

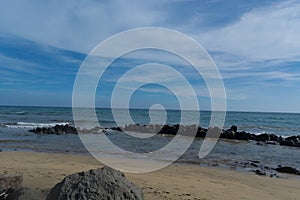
xmin=1 ymin=151 xmax=300 ymax=200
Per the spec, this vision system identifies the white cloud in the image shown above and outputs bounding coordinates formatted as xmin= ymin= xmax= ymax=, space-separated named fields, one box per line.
xmin=198 ymin=0 xmax=300 ymax=61
xmin=2 ymin=0 xmax=300 ymax=63
xmin=2 ymin=0 xmax=300 ymax=111
xmin=0 ymin=0 xmax=164 ymax=53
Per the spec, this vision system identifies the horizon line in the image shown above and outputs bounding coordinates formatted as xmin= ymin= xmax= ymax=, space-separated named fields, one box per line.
xmin=0 ymin=104 xmax=299 ymax=115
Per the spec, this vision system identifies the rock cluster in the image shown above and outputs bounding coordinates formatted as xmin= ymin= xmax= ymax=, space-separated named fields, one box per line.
xmin=46 ymin=166 xmax=143 ymax=200
xmin=28 ymin=123 xmax=300 ymax=148
xmin=275 ymin=167 xmax=300 ymax=175
xmin=119 ymin=124 xmax=300 ymax=148
xmin=279 ymin=136 xmax=300 ymax=147
xmin=29 ymin=124 xmax=78 ymax=135
xmin=0 ymin=167 xmax=143 ymax=200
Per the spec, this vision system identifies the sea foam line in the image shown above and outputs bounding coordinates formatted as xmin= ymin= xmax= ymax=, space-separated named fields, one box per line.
xmin=4 ymin=122 xmax=69 ymax=129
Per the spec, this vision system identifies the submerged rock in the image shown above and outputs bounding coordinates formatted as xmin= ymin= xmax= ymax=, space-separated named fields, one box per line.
xmin=46 ymin=166 xmax=143 ymax=200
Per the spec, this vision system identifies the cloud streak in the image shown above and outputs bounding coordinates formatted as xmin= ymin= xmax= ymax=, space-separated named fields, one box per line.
xmin=1 ymin=0 xmax=300 ymax=112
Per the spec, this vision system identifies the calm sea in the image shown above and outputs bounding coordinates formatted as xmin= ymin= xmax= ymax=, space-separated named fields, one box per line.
xmin=0 ymin=106 xmax=299 ymax=170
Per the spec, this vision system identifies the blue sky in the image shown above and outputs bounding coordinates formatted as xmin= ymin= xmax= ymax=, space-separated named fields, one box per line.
xmin=1 ymin=0 xmax=300 ymax=112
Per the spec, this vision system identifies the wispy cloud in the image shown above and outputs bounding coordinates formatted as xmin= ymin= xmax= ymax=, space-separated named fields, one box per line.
xmin=1 ymin=0 xmax=300 ymax=112
xmin=199 ymin=0 xmax=300 ymax=61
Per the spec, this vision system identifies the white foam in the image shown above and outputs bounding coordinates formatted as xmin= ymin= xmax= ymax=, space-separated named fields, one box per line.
xmin=5 ymin=122 xmax=69 ymax=129
xmin=15 ymin=111 xmax=27 ymax=115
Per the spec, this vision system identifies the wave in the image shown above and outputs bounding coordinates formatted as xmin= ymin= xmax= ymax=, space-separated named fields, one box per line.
xmin=15 ymin=111 xmax=28 ymax=115
xmin=3 ymin=122 xmax=69 ymax=129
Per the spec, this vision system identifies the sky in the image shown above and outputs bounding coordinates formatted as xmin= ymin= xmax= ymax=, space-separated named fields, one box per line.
xmin=1 ymin=0 xmax=300 ymax=113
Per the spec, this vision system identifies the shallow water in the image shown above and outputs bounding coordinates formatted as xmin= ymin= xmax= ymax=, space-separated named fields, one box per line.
xmin=0 ymin=106 xmax=299 ymax=171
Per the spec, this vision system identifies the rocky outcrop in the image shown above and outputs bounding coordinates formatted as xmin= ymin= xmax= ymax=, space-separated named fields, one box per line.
xmin=28 ymin=123 xmax=300 ymax=148
xmin=275 ymin=167 xmax=300 ymax=175
xmin=46 ymin=166 xmax=143 ymax=200
xmin=119 ymin=124 xmax=300 ymax=148
xmin=279 ymin=136 xmax=300 ymax=147
xmin=29 ymin=124 xmax=78 ymax=135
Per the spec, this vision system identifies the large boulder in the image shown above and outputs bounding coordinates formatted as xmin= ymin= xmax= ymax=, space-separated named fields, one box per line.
xmin=46 ymin=166 xmax=143 ymax=200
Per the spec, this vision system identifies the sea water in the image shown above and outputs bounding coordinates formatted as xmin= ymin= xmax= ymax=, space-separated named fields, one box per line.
xmin=0 ymin=106 xmax=299 ymax=169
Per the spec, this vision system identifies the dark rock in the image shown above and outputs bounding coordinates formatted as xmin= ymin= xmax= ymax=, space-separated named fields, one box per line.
xmin=159 ymin=124 xmax=179 ymax=135
xmin=196 ymin=128 xmax=207 ymax=138
xmin=46 ymin=166 xmax=143 ymax=200
xmin=230 ymin=125 xmax=238 ymax=132
xmin=235 ymin=131 xmax=253 ymax=140
xmin=29 ymin=124 xmax=78 ymax=135
xmin=0 ymin=174 xmax=24 ymax=200
xmin=279 ymin=135 xmax=300 ymax=148
xmin=286 ymin=136 xmax=298 ymax=142
xmin=270 ymin=174 xmax=278 ymax=178
xmin=250 ymin=162 xmax=258 ymax=167
xmin=0 ymin=174 xmax=23 ymax=194
xmin=111 ymin=127 xmax=123 ymax=132
xmin=29 ymin=123 xmax=300 ymax=150
xmin=268 ymin=134 xmax=279 ymax=141
xmin=253 ymin=170 xmax=266 ymax=176
xmin=255 ymin=133 xmax=270 ymax=141
xmin=275 ymin=167 xmax=300 ymax=175
xmin=5 ymin=187 xmax=48 ymax=200
xmin=280 ymin=140 xmax=300 ymax=148
xmin=221 ymin=130 xmax=234 ymax=139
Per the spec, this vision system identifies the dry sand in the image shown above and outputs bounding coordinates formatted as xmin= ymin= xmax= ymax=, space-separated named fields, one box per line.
xmin=1 ymin=151 xmax=300 ymax=200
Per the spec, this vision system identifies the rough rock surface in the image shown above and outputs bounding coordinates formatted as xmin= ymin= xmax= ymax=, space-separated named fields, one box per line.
xmin=29 ymin=124 xmax=78 ymax=135
xmin=120 ymin=124 xmax=300 ymax=148
xmin=4 ymin=187 xmax=40 ymax=200
xmin=29 ymin=123 xmax=300 ymax=148
xmin=46 ymin=166 xmax=143 ymax=200
xmin=0 ymin=174 xmax=23 ymax=199
xmin=275 ymin=167 xmax=300 ymax=175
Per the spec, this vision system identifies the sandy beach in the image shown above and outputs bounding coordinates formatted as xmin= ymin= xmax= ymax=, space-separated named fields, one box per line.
xmin=1 ymin=151 xmax=299 ymax=200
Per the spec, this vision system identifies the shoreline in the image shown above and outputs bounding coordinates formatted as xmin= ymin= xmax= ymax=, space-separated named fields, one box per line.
xmin=1 ymin=151 xmax=300 ymax=200
xmin=28 ymin=123 xmax=300 ymax=149
xmin=1 ymin=134 xmax=300 ymax=179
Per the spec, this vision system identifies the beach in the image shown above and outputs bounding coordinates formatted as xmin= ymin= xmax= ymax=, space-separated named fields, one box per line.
xmin=2 ymin=0 xmax=300 ymax=199
xmin=1 ymin=151 xmax=300 ymax=200
xmin=1 ymin=107 xmax=300 ymax=199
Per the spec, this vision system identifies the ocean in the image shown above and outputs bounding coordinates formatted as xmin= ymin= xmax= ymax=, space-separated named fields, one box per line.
xmin=0 ymin=105 xmax=299 ymax=172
